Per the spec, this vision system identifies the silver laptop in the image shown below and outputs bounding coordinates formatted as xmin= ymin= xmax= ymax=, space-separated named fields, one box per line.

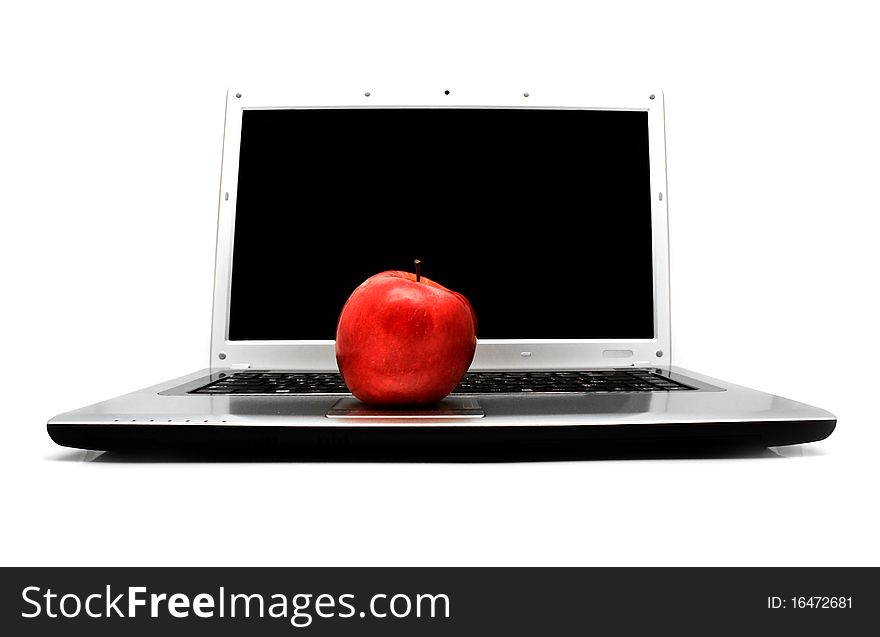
xmin=47 ymin=87 xmax=835 ymax=457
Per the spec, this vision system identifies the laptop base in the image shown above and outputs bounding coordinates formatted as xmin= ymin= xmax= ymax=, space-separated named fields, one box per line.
xmin=47 ymin=367 xmax=836 ymax=460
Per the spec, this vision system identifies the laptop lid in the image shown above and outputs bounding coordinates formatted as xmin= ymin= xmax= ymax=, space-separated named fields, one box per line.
xmin=210 ymin=88 xmax=670 ymax=371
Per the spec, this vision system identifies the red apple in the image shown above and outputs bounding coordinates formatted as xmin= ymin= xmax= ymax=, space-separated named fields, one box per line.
xmin=336 ymin=265 xmax=477 ymax=405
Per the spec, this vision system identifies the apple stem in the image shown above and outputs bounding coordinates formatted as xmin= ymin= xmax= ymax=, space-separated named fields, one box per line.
xmin=415 ymin=259 xmax=421 ymax=283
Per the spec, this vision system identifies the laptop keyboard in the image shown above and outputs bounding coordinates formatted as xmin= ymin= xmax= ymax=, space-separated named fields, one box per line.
xmin=190 ymin=369 xmax=696 ymax=395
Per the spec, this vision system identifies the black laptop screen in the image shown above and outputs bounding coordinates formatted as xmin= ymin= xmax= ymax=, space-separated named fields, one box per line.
xmin=228 ymin=108 xmax=655 ymax=340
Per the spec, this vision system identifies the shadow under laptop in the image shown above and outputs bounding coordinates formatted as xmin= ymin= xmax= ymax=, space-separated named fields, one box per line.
xmin=74 ymin=441 xmax=787 ymax=463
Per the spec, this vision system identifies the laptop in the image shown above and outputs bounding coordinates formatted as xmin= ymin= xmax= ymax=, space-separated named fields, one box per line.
xmin=47 ymin=87 xmax=836 ymax=458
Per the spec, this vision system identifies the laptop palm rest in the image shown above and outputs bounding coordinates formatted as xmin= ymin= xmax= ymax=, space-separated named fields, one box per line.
xmin=326 ymin=397 xmax=484 ymax=419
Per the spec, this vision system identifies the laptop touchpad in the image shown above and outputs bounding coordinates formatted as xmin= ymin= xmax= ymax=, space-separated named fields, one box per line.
xmin=326 ymin=397 xmax=484 ymax=419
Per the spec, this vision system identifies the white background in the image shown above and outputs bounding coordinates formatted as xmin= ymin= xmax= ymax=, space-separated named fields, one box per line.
xmin=1 ymin=1 xmax=878 ymax=566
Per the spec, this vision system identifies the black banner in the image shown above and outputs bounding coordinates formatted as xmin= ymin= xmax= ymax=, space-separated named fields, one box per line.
xmin=1 ymin=568 xmax=876 ymax=635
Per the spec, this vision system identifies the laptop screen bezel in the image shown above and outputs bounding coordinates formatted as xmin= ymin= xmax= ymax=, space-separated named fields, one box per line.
xmin=210 ymin=87 xmax=670 ymax=371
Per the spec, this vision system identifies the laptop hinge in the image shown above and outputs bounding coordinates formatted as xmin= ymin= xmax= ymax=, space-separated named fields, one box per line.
xmin=230 ymin=363 xmax=251 ymax=370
